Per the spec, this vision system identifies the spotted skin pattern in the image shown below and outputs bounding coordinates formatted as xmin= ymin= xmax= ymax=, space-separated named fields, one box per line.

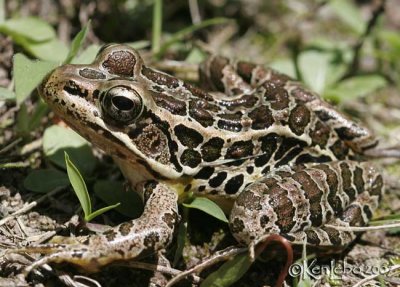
xmin=15 ymin=44 xmax=383 ymax=272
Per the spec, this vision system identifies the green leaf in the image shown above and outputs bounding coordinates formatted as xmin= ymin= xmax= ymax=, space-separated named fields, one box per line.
xmin=0 ymin=87 xmax=15 ymax=100
xmin=0 ymin=16 xmax=55 ymax=42
xmin=324 ymin=75 xmax=387 ymax=102
xmin=64 ymin=21 xmax=91 ymax=64
xmin=379 ymin=30 xmax=400 ymax=52
xmin=269 ymin=58 xmax=297 ymax=79
xmin=43 ymin=125 xmax=88 ymax=153
xmin=298 ymin=51 xmax=332 ymax=94
xmin=43 ymin=125 xmax=96 ymax=175
xmin=15 ymin=103 xmax=29 ymax=137
xmin=25 ymin=38 xmax=69 ymax=62
xmin=94 ymin=180 xmax=143 ymax=218
xmin=329 ymin=0 xmax=365 ymax=35
xmin=85 ymin=203 xmax=121 ymax=222
xmin=13 ymin=53 xmax=58 ymax=104
xmin=24 ymin=169 xmax=70 ymax=193
xmin=65 ymin=152 xmax=92 ymax=219
xmin=185 ymin=47 xmax=206 ymax=64
xmin=200 ymin=253 xmax=252 ymax=287
xmin=173 ymin=208 xmax=188 ymax=266
xmin=71 ymin=44 xmax=100 ymax=64
xmin=183 ymin=197 xmax=228 ymax=223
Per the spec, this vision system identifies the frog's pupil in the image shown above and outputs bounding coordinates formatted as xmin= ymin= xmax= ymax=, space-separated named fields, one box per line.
xmin=112 ymin=95 xmax=134 ymax=111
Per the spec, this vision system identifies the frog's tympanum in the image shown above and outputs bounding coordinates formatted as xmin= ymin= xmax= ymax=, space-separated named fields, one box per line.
xmin=20 ymin=44 xmax=384 ymax=273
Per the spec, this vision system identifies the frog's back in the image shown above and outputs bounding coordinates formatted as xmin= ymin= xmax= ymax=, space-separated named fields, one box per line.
xmin=141 ymin=56 xmax=377 ymax=167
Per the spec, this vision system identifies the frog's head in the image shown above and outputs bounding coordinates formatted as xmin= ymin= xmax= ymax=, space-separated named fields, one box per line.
xmin=39 ymin=44 xmax=184 ymax=182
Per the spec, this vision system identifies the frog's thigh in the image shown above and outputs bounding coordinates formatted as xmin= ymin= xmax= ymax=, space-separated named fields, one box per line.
xmin=230 ymin=161 xmax=383 ymax=247
xmin=21 ymin=180 xmax=180 ymax=274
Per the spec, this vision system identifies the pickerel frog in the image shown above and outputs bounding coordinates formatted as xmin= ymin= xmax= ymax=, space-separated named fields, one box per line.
xmin=20 ymin=44 xmax=384 ymax=274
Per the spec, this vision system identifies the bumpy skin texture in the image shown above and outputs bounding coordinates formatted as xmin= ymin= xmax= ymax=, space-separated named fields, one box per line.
xmin=17 ymin=44 xmax=383 ymax=272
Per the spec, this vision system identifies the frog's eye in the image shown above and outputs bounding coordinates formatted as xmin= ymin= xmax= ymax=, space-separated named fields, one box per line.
xmin=101 ymin=85 xmax=143 ymax=124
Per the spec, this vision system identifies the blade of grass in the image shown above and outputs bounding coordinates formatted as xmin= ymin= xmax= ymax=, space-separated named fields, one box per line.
xmin=86 ymin=203 xmax=121 ymax=222
xmin=65 ymin=151 xmax=92 ymax=219
xmin=64 ymin=20 xmax=91 ymax=64
xmin=156 ymin=17 xmax=232 ymax=58
xmin=152 ymin=0 xmax=163 ymax=54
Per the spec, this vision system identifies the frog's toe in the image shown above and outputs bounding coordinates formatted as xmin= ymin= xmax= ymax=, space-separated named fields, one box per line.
xmin=13 ymin=180 xmax=180 ymax=275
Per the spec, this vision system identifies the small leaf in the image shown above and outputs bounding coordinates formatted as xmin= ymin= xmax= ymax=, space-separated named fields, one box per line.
xmin=94 ymin=180 xmax=143 ymax=218
xmin=183 ymin=197 xmax=228 ymax=223
xmin=43 ymin=125 xmax=87 ymax=152
xmin=324 ymin=75 xmax=387 ymax=102
xmin=24 ymin=169 xmax=69 ymax=193
xmin=298 ymin=50 xmax=332 ymax=94
xmin=71 ymin=44 xmax=100 ymax=64
xmin=64 ymin=21 xmax=91 ymax=64
xmin=173 ymin=209 xmax=188 ymax=266
xmin=379 ymin=30 xmax=400 ymax=52
xmin=0 ymin=87 xmax=15 ymax=100
xmin=13 ymin=53 xmax=58 ymax=104
xmin=329 ymin=0 xmax=365 ymax=35
xmin=65 ymin=152 xmax=92 ymax=219
xmin=26 ymin=38 xmax=69 ymax=62
xmin=0 ymin=16 xmax=55 ymax=42
xmin=185 ymin=48 xmax=206 ymax=63
xmin=200 ymin=253 xmax=252 ymax=287
xmin=269 ymin=58 xmax=297 ymax=79
xmin=43 ymin=125 xmax=96 ymax=175
xmin=85 ymin=203 xmax=121 ymax=222
xmin=16 ymin=103 xmax=29 ymax=137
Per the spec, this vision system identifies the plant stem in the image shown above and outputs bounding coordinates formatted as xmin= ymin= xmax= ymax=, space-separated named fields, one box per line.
xmin=152 ymin=0 xmax=163 ymax=55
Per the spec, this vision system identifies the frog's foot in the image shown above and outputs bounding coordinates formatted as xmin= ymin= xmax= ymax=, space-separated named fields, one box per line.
xmin=230 ymin=161 xmax=384 ymax=249
xmin=8 ymin=180 xmax=179 ymax=275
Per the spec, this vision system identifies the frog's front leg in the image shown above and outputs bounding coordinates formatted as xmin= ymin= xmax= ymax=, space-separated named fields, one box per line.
xmin=230 ymin=161 xmax=384 ymax=249
xmin=11 ymin=180 xmax=179 ymax=274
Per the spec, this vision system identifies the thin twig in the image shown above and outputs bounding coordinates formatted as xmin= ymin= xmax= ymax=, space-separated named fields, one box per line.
xmin=189 ymin=0 xmax=201 ymax=24
xmin=0 ymin=138 xmax=22 ymax=155
xmin=116 ymin=261 xmax=201 ymax=284
xmin=351 ymin=264 xmax=400 ymax=287
xmin=0 ymin=187 xmax=65 ymax=226
xmin=325 ymin=221 xmax=400 ymax=232
xmin=344 ymin=0 xmax=386 ymax=78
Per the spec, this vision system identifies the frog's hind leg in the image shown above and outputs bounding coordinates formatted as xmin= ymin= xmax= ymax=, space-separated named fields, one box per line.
xmin=9 ymin=180 xmax=180 ymax=274
xmin=230 ymin=161 xmax=384 ymax=249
